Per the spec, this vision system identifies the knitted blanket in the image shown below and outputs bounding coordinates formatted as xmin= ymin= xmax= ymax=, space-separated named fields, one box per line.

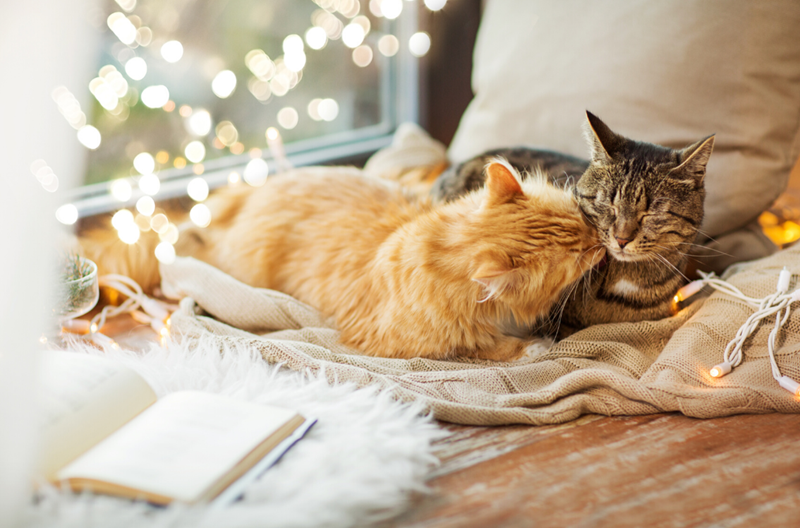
xmin=161 ymin=244 xmax=800 ymax=426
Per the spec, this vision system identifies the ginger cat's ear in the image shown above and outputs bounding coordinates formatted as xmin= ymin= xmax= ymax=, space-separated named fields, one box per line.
xmin=471 ymin=260 xmax=519 ymax=302
xmin=482 ymin=160 xmax=524 ymax=208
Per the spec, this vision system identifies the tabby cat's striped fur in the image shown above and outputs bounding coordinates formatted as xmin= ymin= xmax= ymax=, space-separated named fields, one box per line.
xmin=432 ymin=112 xmax=715 ymax=337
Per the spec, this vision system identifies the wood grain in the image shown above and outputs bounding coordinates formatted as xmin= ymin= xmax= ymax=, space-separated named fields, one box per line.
xmin=389 ymin=413 xmax=800 ymax=528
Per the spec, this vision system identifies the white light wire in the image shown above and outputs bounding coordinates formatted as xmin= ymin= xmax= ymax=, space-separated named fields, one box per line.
xmin=683 ymin=268 xmax=800 ymax=395
xmin=80 ymin=274 xmax=177 ymax=346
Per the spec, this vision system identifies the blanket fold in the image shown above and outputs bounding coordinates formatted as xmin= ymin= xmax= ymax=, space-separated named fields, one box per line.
xmin=161 ymin=245 xmax=800 ymax=426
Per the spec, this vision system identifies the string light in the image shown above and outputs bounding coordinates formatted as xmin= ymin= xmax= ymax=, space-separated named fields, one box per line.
xmin=243 ymin=158 xmax=269 ymax=186
xmin=677 ymin=268 xmax=800 ymax=397
xmin=55 ymin=204 xmax=79 ymax=225
xmin=409 ymin=32 xmax=431 ymax=57
xmin=160 ymin=40 xmax=184 ymax=63
xmin=186 ymin=109 xmax=212 ymax=136
xmin=381 ymin=0 xmax=403 ymax=19
xmin=277 ymin=107 xmax=299 ymax=129
xmin=211 ymin=70 xmax=237 ymax=98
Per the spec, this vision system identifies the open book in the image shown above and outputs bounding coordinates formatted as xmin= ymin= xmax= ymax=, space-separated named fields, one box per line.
xmin=37 ymin=351 xmax=314 ymax=505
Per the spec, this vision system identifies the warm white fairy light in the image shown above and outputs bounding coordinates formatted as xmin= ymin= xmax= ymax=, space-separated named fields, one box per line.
xmin=133 ymin=152 xmax=155 ymax=174
xmin=52 ymin=86 xmax=86 ymax=130
xmin=154 ymin=242 xmax=176 ymax=264
xmin=369 ymin=0 xmax=383 ymax=17
xmin=161 ymin=40 xmax=184 ymax=63
xmin=187 ymin=177 xmax=209 ymax=201
xmin=185 ymin=141 xmax=206 ymax=163
xmin=307 ymin=98 xmax=322 ymax=121
xmin=135 ymin=195 xmax=155 ymax=216
xmin=313 ymin=10 xmax=344 ymax=39
xmin=134 ymin=213 xmax=151 ymax=231
xmin=270 ymin=76 xmax=290 ymax=97
xmin=318 ymin=98 xmax=339 ymax=121
xmin=186 ymin=109 xmax=212 ymax=136
xmin=111 ymin=209 xmax=135 ymax=230
xmin=141 ymin=85 xmax=169 ymax=108
xmin=108 ymin=13 xmax=137 ymax=45
xmin=138 ymin=174 xmax=161 ymax=195
xmin=246 ymin=50 xmax=276 ymax=80
xmin=125 ymin=57 xmax=147 ymax=80
xmin=189 ymin=203 xmax=212 ymax=228
xmin=283 ymin=34 xmax=305 ymax=54
xmin=352 ymin=15 xmax=371 ymax=35
xmin=115 ymin=0 xmax=136 ymax=12
xmin=277 ymin=107 xmax=299 ymax=129
xmin=337 ymin=0 xmax=360 ymax=18
xmin=77 ymin=125 xmax=102 ymax=149
xmin=150 ymin=213 xmax=169 ymax=233
xmin=380 ymin=0 xmax=403 ymax=19
xmin=305 ymin=27 xmax=328 ymax=50
xmin=110 ymin=179 xmax=132 ymax=201
xmin=89 ymin=77 xmax=119 ymax=111
xmin=159 ymin=223 xmax=179 ymax=244
xmin=215 ymin=121 xmax=239 ymax=146
xmin=228 ymin=172 xmax=241 ymax=185
xmin=248 ymin=78 xmax=272 ymax=102
xmin=424 ymin=0 xmax=447 ymax=11
xmin=211 ymin=70 xmax=237 ymax=98
xmin=378 ymin=35 xmax=399 ymax=57
xmin=55 ymin=204 xmax=79 ymax=225
xmin=118 ymin=223 xmax=141 ymax=244
xmin=409 ymin=32 xmax=432 ymax=57
xmin=284 ymin=51 xmax=307 ymax=73
xmin=243 ymin=158 xmax=269 ymax=186
xmin=342 ymin=23 xmax=366 ymax=48
xmin=352 ymin=45 xmax=373 ymax=67
xmin=136 ymin=27 xmax=153 ymax=47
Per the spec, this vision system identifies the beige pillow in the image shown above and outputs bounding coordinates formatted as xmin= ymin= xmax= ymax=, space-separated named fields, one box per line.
xmin=449 ymin=0 xmax=800 ymax=239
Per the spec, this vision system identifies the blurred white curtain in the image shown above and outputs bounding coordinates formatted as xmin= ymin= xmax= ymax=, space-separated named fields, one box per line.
xmin=0 ymin=1 xmax=97 ymax=525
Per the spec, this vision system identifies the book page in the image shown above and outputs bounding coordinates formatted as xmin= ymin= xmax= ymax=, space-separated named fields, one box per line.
xmin=37 ymin=351 xmax=157 ymax=480
xmin=57 ymin=391 xmax=301 ymax=503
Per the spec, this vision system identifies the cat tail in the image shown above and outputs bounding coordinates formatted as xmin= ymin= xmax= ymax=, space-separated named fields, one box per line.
xmin=78 ymin=221 xmax=165 ymax=294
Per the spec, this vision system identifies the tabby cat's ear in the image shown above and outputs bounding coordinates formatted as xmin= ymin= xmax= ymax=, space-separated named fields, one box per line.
xmin=583 ymin=111 xmax=622 ymax=164
xmin=471 ymin=260 xmax=519 ymax=302
xmin=482 ymin=161 xmax=523 ymax=208
xmin=670 ymin=135 xmax=715 ymax=187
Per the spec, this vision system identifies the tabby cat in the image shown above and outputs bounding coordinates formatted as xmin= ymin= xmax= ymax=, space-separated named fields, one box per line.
xmin=82 ymin=161 xmax=603 ymax=361
xmin=432 ymin=112 xmax=715 ymax=336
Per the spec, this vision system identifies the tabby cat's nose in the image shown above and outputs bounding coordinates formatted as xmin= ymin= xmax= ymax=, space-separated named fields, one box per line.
xmin=615 ymin=237 xmax=631 ymax=249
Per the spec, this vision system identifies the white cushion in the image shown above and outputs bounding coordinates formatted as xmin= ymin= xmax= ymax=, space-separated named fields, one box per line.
xmin=448 ymin=0 xmax=800 ymax=237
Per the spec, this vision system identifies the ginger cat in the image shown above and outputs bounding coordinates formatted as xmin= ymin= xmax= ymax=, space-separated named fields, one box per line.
xmin=83 ymin=161 xmax=604 ymax=361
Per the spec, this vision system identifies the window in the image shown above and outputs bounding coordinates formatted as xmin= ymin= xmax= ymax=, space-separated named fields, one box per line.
xmin=64 ymin=0 xmax=423 ymax=217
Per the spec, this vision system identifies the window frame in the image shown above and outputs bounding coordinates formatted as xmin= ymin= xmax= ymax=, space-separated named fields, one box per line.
xmin=67 ymin=7 xmax=420 ymax=218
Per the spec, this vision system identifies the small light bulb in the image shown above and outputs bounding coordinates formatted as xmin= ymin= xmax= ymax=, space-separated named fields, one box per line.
xmin=710 ymin=367 xmax=721 ymax=378
xmin=90 ymin=323 xmax=98 ymax=333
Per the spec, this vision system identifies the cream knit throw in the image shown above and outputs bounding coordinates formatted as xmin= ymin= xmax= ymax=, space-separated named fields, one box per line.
xmin=161 ymin=244 xmax=800 ymax=426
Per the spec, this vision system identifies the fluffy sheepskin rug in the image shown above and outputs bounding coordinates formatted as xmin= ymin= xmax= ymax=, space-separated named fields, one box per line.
xmin=27 ymin=336 xmax=446 ymax=528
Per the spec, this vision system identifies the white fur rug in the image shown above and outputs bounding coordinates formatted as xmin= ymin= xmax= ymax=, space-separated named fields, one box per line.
xmin=27 ymin=337 xmax=446 ymax=528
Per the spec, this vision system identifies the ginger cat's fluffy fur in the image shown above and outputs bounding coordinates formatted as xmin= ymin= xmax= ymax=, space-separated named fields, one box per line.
xmin=83 ymin=161 xmax=603 ymax=361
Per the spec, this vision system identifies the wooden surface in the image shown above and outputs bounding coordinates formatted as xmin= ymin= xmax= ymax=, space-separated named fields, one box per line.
xmin=91 ymin=319 xmax=800 ymax=528
xmin=385 ymin=413 xmax=800 ymax=528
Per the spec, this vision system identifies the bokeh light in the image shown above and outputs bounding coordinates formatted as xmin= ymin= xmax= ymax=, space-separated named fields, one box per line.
xmin=318 ymin=98 xmax=339 ymax=121
xmin=342 ymin=23 xmax=366 ymax=48
xmin=155 ymin=242 xmax=176 ymax=264
xmin=125 ymin=57 xmax=147 ymax=80
xmin=111 ymin=209 xmax=135 ymax=230
xmin=215 ymin=121 xmax=239 ymax=146
xmin=159 ymin=223 xmax=179 ymax=244
xmin=211 ymin=70 xmax=237 ymax=98
xmin=133 ymin=152 xmax=155 ymax=175
xmin=190 ymin=203 xmax=212 ymax=227
xmin=110 ymin=179 xmax=132 ymax=201
xmin=243 ymin=158 xmax=269 ymax=186
xmin=283 ymin=34 xmax=304 ymax=54
xmin=186 ymin=109 xmax=212 ymax=136
xmin=277 ymin=107 xmax=299 ymax=129
xmin=136 ymin=195 xmax=155 ymax=216
xmin=141 ymin=85 xmax=170 ymax=108
xmin=424 ymin=0 xmax=447 ymax=11
xmin=55 ymin=204 xmax=79 ymax=225
xmin=187 ymin=177 xmax=209 ymax=201
xmin=77 ymin=125 xmax=102 ymax=149
xmin=108 ymin=13 xmax=137 ymax=45
xmin=352 ymin=45 xmax=373 ymax=67
xmin=138 ymin=174 xmax=160 ymax=195
xmin=378 ymin=35 xmax=399 ymax=57
xmin=150 ymin=213 xmax=169 ymax=233
xmin=161 ymin=40 xmax=184 ymax=63
xmin=307 ymin=98 xmax=322 ymax=121
xmin=185 ymin=141 xmax=206 ymax=163
xmin=409 ymin=32 xmax=431 ymax=57
xmin=305 ymin=27 xmax=328 ymax=50
xmin=381 ymin=0 xmax=403 ymax=19
xmin=118 ymin=223 xmax=141 ymax=244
